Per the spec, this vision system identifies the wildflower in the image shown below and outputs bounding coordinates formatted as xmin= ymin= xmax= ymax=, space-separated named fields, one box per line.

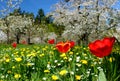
xmin=51 ymin=75 xmax=58 ymax=81
xmin=42 ymin=77 xmax=47 ymax=80
xmin=27 ymin=53 xmax=36 ymax=57
xmin=59 ymin=70 xmax=68 ymax=76
xmin=76 ymin=63 xmax=81 ymax=67
xmin=54 ymin=60 xmax=58 ymax=63
xmin=5 ymin=58 xmax=10 ymax=62
xmin=1 ymin=75 xmax=4 ymax=79
xmin=69 ymin=51 xmax=74 ymax=55
xmin=12 ymin=42 xmax=17 ymax=48
xmin=81 ymin=60 xmax=88 ymax=64
xmin=70 ymin=71 xmax=74 ymax=75
xmin=47 ymin=64 xmax=51 ymax=69
xmin=68 ymin=58 xmax=72 ymax=61
xmin=44 ymin=70 xmax=50 ymax=73
xmin=27 ymin=62 xmax=34 ymax=66
xmin=89 ymin=37 xmax=115 ymax=58
xmin=63 ymin=57 xmax=68 ymax=60
xmin=76 ymin=56 xmax=80 ymax=62
xmin=75 ymin=75 xmax=81 ymax=80
xmin=15 ymin=57 xmax=22 ymax=62
xmin=48 ymin=39 xmax=55 ymax=44
xmin=14 ymin=74 xmax=21 ymax=79
xmin=56 ymin=41 xmax=71 ymax=53
xmin=39 ymin=53 xmax=45 ymax=57
xmin=60 ymin=53 xmax=66 ymax=57
xmin=12 ymin=66 xmax=15 ymax=69
xmin=109 ymin=57 xmax=115 ymax=62
xmin=49 ymin=51 xmax=54 ymax=55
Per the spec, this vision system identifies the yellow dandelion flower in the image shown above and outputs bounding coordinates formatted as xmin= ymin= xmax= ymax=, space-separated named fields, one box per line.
xmin=81 ymin=60 xmax=87 ymax=64
xmin=27 ymin=62 xmax=32 ymax=66
xmin=27 ymin=54 xmax=31 ymax=57
xmin=15 ymin=57 xmax=22 ymax=62
xmin=109 ymin=57 xmax=115 ymax=62
xmin=14 ymin=52 xmax=18 ymax=55
xmin=63 ymin=57 xmax=68 ymax=60
xmin=83 ymin=48 xmax=86 ymax=50
xmin=49 ymin=51 xmax=54 ymax=55
xmin=60 ymin=53 xmax=66 ymax=57
xmin=69 ymin=51 xmax=73 ymax=55
xmin=12 ymin=66 xmax=15 ymax=69
xmin=31 ymin=53 xmax=36 ymax=57
xmin=14 ymin=74 xmax=21 ymax=79
xmin=59 ymin=70 xmax=68 ymax=76
xmin=39 ymin=53 xmax=45 ymax=57
xmin=44 ymin=70 xmax=50 ymax=73
xmin=27 ymin=53 xmax=36 ymax=57
xmin=75 ymin=75 xmax=81 ymax=80
xmin=42 ymin=48 xmax=46 ymax=51
xmin=51 ymin=75 xmax=58 ymax=81
xmin=6 ymin=58 xmax=10 ymax=62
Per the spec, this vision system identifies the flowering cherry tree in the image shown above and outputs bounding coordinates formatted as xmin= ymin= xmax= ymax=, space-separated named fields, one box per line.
xmin=0 ymin=14 xmax=33 ymax=44
xmin=49 ymin=0 xmax=120 ymax=44
xmin=0 ymin=0 xmax=22 ymax=17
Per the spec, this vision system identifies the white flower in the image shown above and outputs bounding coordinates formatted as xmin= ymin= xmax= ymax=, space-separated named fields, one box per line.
xmin=42 ymin=77 xmax=47 ymax=80
xmin=70 ymin=71 xmax=74 ymax=75
xmin=54 ymin=60 xmax=58 ymax=63
xmin=47 ymin=64 xmax=51 ymax=70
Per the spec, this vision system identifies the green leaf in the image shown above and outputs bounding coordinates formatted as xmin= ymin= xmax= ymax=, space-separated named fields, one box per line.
xmin=98 ymin=70 xmax=107 ymax=81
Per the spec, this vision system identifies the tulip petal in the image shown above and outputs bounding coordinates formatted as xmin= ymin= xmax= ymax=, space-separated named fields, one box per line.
xmin=63 ymin=43 xmax=70 ymax=53
xmin=88 ymin=37 xmax=115 ymax=58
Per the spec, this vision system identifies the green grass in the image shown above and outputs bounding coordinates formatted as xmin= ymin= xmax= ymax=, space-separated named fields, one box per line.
xmin=0 ymin=44 xmax=120 ymax=81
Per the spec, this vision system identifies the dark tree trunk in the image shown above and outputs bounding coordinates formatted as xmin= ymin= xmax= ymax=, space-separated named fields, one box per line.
xmin=28 ymin=38 xmax=30 ymax=44
xmin=27 ymin=29 xmax=31 ymax=44
xmin=77 ymin=33 xmax=89 ymax=46
xmin=7 ymin=30 xmax=10 ymax=44
xmin=16 ymin=34 xmax=20 ymax=44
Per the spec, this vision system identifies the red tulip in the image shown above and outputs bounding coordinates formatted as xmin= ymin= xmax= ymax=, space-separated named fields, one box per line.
xmin=56 ymin=41 xmax=71 ymax=53
xmin=12 ymin=42 xmax=17 ymax=48
xmin=69 ymin=41 xmax=75 ymax=48
xmin=48 ymin=39 xmax=55 ymax=44
xmin=88 ymin=37 xmax=115 ymax=58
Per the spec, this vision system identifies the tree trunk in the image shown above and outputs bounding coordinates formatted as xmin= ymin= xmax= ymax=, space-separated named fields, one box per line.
xmin=28 ymin=37 xmax=30 ymax=44
xmin=16 ymin=34 xmax=20 ymax=44
xmin=78 ymin=33 xmax=89 ymax=46
xmin=7 ymin=30 xmax=10 ymax=44
xmin=27 ymin=29 xmax=31 ymax=44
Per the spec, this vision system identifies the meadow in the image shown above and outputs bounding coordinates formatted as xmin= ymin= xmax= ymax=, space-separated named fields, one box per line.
xmin=0 ymin=39 xmax=120 ymax=81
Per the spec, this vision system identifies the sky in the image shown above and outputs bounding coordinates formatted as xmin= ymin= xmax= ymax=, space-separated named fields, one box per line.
xmin=19 ymin=0 xmax=120 ymax=16
xmin=0 ymin=0 xmax=120 ymax=17
xmin=19 ymin=0 xmax=59 ymax=16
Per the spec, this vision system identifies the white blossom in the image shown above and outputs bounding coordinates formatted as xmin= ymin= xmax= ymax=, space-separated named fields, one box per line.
xmin=49 ymin=0 xmax=119 ymax=43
